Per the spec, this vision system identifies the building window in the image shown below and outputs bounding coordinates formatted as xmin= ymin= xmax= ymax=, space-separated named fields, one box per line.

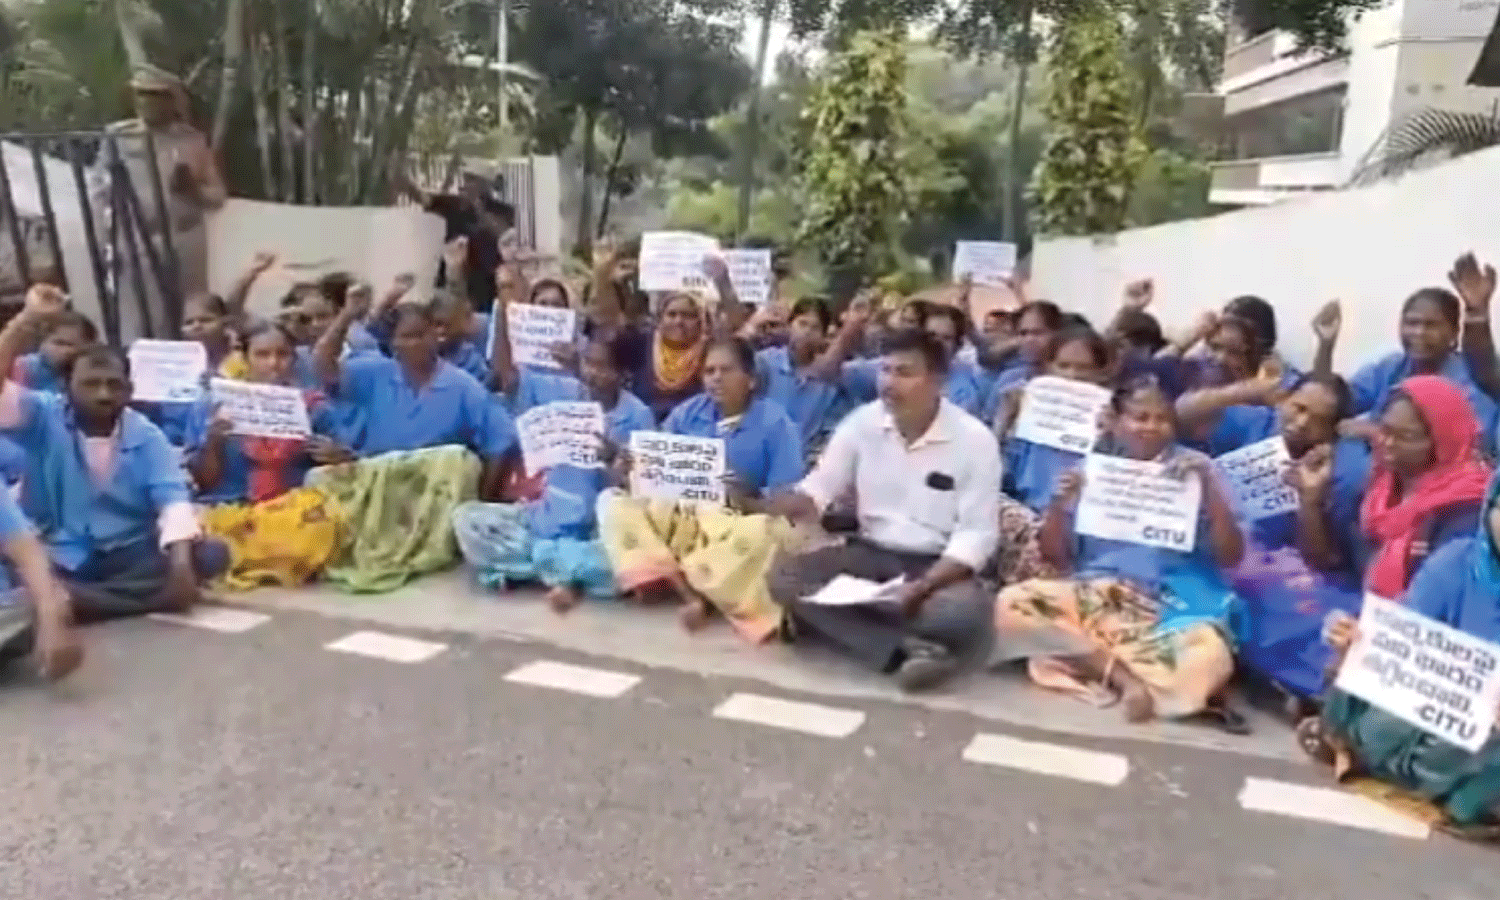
xmin=1217 ymin=86 xmax=1347 ymax=160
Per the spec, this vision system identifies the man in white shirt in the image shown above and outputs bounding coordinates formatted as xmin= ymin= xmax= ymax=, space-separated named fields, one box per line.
xmin=764 ymin=328 xmax=1002 ymax=691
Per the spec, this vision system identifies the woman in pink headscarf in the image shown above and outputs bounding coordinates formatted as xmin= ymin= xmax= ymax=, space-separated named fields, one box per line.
xmin=1361 ymin=374 xmax=1493 ymax=599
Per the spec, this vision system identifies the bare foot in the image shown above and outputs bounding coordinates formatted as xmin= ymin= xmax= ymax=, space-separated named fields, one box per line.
xmin=1122 ymin=684 xmax=1154 ymax=723
xmin=678 ymin=600 xmax=710 ymax=632
xmin=545 ymin=586 xmax=580 ymax=614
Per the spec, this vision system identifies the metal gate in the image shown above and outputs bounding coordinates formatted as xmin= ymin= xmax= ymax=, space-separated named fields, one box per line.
xmin=0 ymin=131 xmax=181 ymax=346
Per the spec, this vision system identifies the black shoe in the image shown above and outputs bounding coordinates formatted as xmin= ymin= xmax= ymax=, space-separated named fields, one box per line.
xmin=894 ymin=639 xmax=957 ymax=693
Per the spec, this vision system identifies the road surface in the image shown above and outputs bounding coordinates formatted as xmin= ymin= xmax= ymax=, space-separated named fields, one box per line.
xmin=1 ymin=596 xmax=1494 ymax=900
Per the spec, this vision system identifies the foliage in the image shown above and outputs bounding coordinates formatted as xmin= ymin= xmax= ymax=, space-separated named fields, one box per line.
xmin=1030 ymin=2 xmax=1143 ymax=236
xmin=0 ymin=0 xmax=501 ymax=205
xmin=795 ymin=27 xmax=909 ymax=295
xmin=514 ymin=0 xmax=751 ymax=251
xmin=1226 ymin=0 xmax=1383 ymax=52
xmin=1347 ymin=107 xmax=1500 ymax=187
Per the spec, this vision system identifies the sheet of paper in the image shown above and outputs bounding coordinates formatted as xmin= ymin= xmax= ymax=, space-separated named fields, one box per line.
xmin=628 ymin=431 xmax=726 ymax=503
xmin=515 ymin=401 xmax=605 ymax=472
xmin=637 ymin=231 xmax=719 ymax=292
xmin=723 ymin=248 xmax=773 ymax=305
xmin=1335 ymin=594 xmax=1500 ymax=753
xmin=1012 ymin=376 xmax=1110 ymax=454
xmin=128 ymin=339 xmax=206 ymax=403
xmin=1075 ymin=454 xmax=1203 ymax=553
xmin=501 ymin=302 xmax=577 ymax=368
xmin=1214 ymin=436 xmax=1298 ymax=523
xmin=209 ymin=378 xmax=311 ymax=439
xmin=952 ymin=240 xmax=1017 ymax=287
xmin=802 ymin=575 xmax=906 ymax=606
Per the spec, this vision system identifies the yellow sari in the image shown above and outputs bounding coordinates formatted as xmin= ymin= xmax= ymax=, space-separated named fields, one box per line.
xmin=200 ymin=488 xmax=346 ymax=591
xmin=596 ymin=490 xmax=799 ymax=643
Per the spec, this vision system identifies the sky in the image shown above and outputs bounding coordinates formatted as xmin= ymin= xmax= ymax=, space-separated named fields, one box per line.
xmin=739 ymin=17 xmax=794 ymax=81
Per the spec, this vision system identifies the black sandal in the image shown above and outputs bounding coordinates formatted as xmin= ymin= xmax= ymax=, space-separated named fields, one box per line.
xmin=1184 ymin=701 xmax=1252 ymax=735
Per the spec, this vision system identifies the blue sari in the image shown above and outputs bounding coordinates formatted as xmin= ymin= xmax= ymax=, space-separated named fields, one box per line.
xmin=1320 ymin=475 xmax=1500 ymax=826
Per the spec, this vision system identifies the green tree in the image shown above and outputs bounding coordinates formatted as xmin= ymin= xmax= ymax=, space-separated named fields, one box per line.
xmin=795 ymin=27 xmax=908 ymax=299
xmin=1030 ymin=2 xmax=1142 ymax=235
xmin=515 ymin=0 xmax=750 ymax=254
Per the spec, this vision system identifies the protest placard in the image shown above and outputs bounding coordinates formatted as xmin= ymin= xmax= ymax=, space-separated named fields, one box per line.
xmin=1335 ymin=595 xmax=1500 ymax=752
xmin=502 ymin=302 xmax=576 ymax=368
xmin=128 ymin=339 xmax=207 ymax=403
xmin=724 ymin=248 xmax=773 ymax=305
xmin=638 ymin=231 xmax=719 ymax=291
xmin=628 ymin=431 xmax=725 ymax=503
xmin=516 ymin=401 xmax=606 ymax=472
xmin=1214 ymin=436 xmax=1297 ymax=522
xmin=1012 ymin=376 xmax=1110 ymax=454
xmin=209 ymin=378 xmax=312 ymax=439
xmin=207 ymin=199 xmax=444 ymax=318
xmin=1075 ymin=454 xmax=1203 ymax=552
xmin=952 ymin=240 xmax=1017 ymax=287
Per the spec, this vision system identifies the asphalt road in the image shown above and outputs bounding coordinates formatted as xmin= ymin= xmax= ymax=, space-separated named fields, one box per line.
xmin=1 ymin=608 xmax=1494 ymax=900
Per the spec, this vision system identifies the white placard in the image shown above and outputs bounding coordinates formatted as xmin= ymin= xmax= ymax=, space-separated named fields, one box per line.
xmin=1214 ymin=436 xmax=1298 ymax=522
xmin=803 ymin=575 xmax=906 ymax=607
xmin=1335 ymin=595 xmax=1500 ymax=753
xmin=628 ymin=431 xmax=725 ymax=503
xmin=1075 ymin=454 xmax=1203 ymax=552
xmin=723 ymin=248 xmax=773 ymax=305
xmin=207 ymin=198 xmax=445 ymax=319
xmin=502 ymin=302 xmax=577 ymax=369
xmin=209 ymin=378 xmax=311 ymax=439
xmin=638 ymin=231 xmax=720 ymax=292
xmin=128 ymin=339 xmax=207 ymax=403
xmin=515 ymin=401 xmax=605 ymax=472
xmin=1012 ymin=376 xmax=1110 ymax=454
xmin=952 ymin=240 xmax=1017 ymax=288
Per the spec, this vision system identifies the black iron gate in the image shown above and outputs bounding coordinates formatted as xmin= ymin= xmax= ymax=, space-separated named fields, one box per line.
xmin=0 ymin=130 xmax=182 ymax=346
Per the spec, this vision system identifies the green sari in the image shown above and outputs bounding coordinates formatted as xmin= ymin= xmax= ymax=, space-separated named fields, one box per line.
xmin=307 ymin=445 xmax=480 ymax=593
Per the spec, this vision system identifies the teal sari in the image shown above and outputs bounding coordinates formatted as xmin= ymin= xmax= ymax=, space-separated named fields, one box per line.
xmin=1321 ymin=475 xmax=1500 ymax=827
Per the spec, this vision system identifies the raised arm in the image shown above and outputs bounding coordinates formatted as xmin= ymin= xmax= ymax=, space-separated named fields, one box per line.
xmin=1450 ymin=252 xmax=1500 ymax=401
xmin=313 ymin=281 xmax=372 ymax=389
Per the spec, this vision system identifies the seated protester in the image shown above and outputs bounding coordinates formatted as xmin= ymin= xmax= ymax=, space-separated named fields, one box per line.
xmin=995 ymin=375 xmax=1249 ymax=730
xmin=1173 ymin=313 xmax=1281 ymax=449
xmin=139 ymin=292 xmax=247 ymax=446
xmin=0 ymin=435 xmax=24 ymax=488
xmin=597 ymin=337 xmax=803 ymax=641
xmin=993 ymin=327 xmax=1113 ymax=513
xmin=1305 ymin=471 xmax=1500 ymax=830
xmin=763 ymin=328 xmax=1002 ymax=693
xmin=1360 ymin=375 xmax=1492 ymax=600
xmin=0 ymin=482 xmax=83 ymax=681
xmin=1343 ymin=284 xmax=1498 ymax=453
xmin=10 ymin=310 xmax=96 ymax=393
xmin=308 ymin=285 xmax=517 ymax=593
xmin=1179 ymin=367 xmax=1369 ymax=705
xmin=185 ymin=321 xmax=350 ymax=590
xmin=453 ymin=320 xmax=653 ymax=612
xmin=856 ymin=307 xmax=891 ymax=359
xmin=839 ymin=302 xmax=985 ymax=418
xmin=0 ymin=286 xmax=229 ymax=619
xmin=980 ymin=300 xmax=1063 ymax=423
xmin=751 ymin=295 xmax=866 ymax=466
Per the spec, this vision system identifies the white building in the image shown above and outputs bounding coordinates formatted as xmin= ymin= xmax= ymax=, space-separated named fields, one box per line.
xmin=1208 ymin=0 xmax=1500 ymax=206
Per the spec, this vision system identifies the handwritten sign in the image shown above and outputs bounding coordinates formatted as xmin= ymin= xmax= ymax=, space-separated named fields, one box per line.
xmin=952 ymin=240 xmax=1017 ymax=287
xmin=516 ymin=401 xmax=606 ymax=472
xmin=628 ymin=431 xmax=725 ymax=504
xmin=209 ymin=378 xmax=311 ymax=439
xmin=503 ymin=302 xmax=576 ymax=369
xmin=128 ymin=340 xmax=207 ymax=403
xmin=1336 ymin=595 xmax=1500 ymax=752
xmin=1075 ymin=454 xmax=1203 ymax=552
xmin=724 ymin=248 xmax=773 ymax=305
xmin=638 ymin=231 xmax=719 ymax=292
xmin=1013 ymin=376 xmax=1109 ymax=454
xmin=1215 ymin=436 xmax=1297 ymax=522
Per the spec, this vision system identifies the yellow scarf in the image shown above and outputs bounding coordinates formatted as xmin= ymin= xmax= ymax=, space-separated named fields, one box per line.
xmin=651 ymin=297 xmax=708 ymax=393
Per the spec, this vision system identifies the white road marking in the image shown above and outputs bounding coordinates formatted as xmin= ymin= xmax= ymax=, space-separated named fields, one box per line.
xmin=962 ymin=733 xmax=1130 ymax=786
xmin=148 ymin=608 xmax=270 ymax=634
xmin=711 ymin=692 xmax=865 ymax=738
xmin=503 ymin=660 xmax=640 ymax=698
xmin=324 ymin=630 xmax=447 ymax=664
xmin=1237 ymin=777 xmax=1431 ymax=839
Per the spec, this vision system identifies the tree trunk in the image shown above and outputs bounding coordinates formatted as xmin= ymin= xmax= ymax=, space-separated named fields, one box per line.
xmin=299 ymin=0 xmax=316 ymax=203
xmin=575 ymin=105 xmax=597 ymax=259
xmin=595 ymin=126 xmax=628 ymax=238
xmin=269 ymin=0 xmax=296 ymax=202
xmin=245 ymin=24 xmax=278 ymax=199
xmin=1001 ymin=1 xmax=1034 ymax=243
xmin=735 ymin=0 xmax=778 ymax=240
xmin=210 ymin=0 xmax=245 ymax=152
